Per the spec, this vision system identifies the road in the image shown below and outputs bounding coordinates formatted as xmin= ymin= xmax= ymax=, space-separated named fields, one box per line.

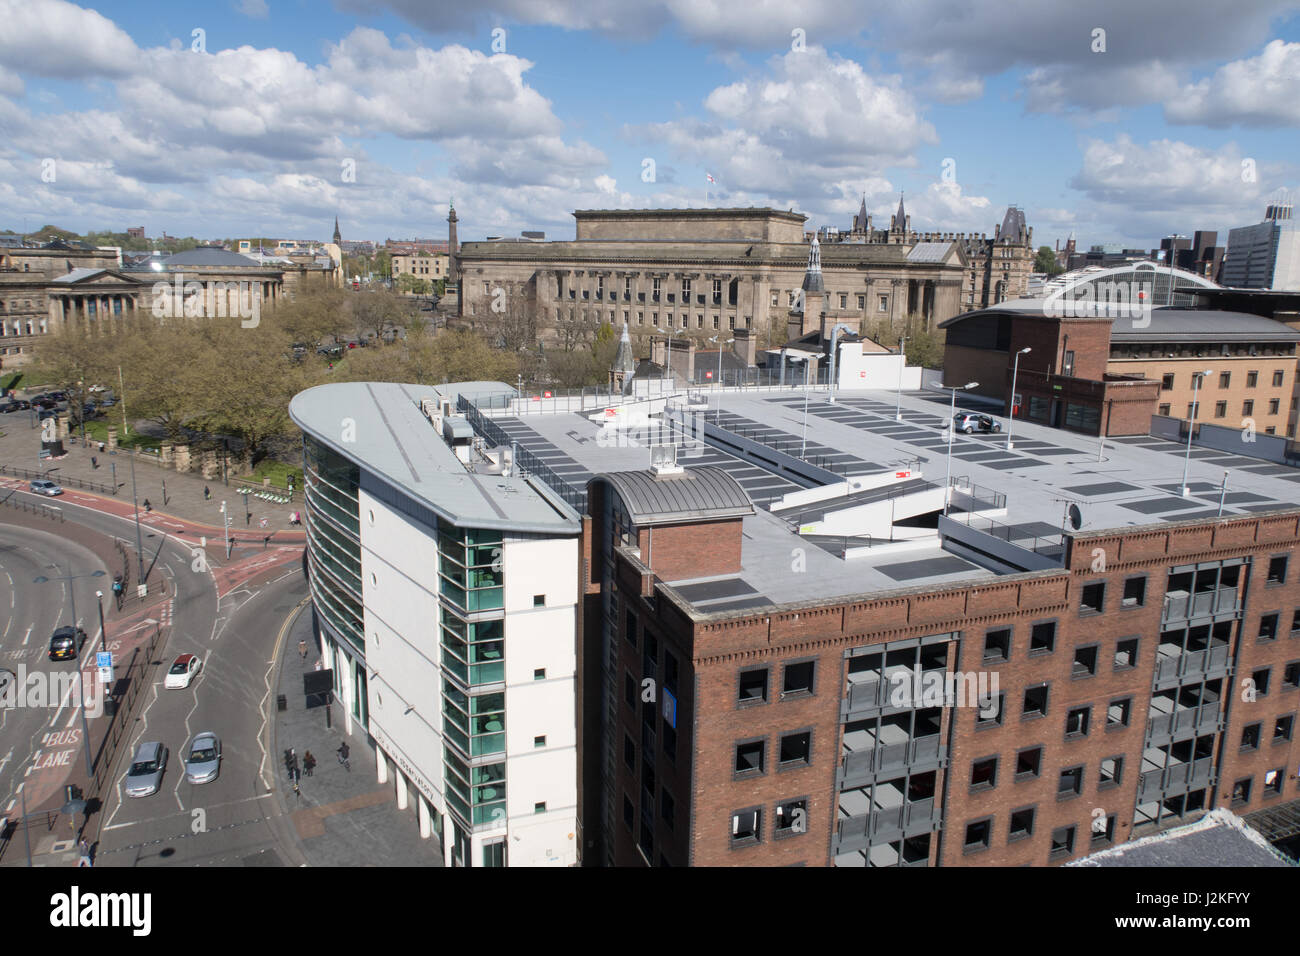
xmin=0 ymin=482 xmax=305 ymax=865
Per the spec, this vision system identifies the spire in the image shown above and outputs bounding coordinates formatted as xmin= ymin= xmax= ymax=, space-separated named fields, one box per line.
xmin=332 ymin=216 xmax=341 ymax=245
xmin=895 ymin=191 xmax=906 ymax=229
xmin=854 ymin=193 xmax=868 ymax=233
xmin=610 ymin=319 xmax=636 ymax=394
xmin=800 ymin=236 xmax=824 ymax=295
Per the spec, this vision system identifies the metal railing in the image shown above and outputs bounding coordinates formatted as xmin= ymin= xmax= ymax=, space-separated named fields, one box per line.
xmin=1146 ymin=701 xmax=1222 ymax=740
xmin=1137 ymin=756 xmax=1215 ymax=802
xmin=947 ymin=476 xmax=1007 ymax=513
xmin=91 ymin=625 xmax=165 ymax=796
xmin=836 ymin=796 xmax=938 ymax=846
xmin=0 ymin=493 xmax=64 ymax=522
xmin=1153 ymin=643 xmax=1231 ymax=683
xmin=458 ymin=395 xmax=588 ymax=514
xmin=1162 ymin=587 xmax=1240 ymax=623
xmin=0 ymin=463 xmax=116 ymax=495
xmin=842 ymin=733 xmax=943 ymax=780
xmin=951 ymin=512 xmax=1062 ymax=555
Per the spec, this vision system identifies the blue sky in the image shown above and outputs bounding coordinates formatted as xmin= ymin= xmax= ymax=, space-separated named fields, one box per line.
xmin=1 ymin=0 xmax=1298 ymax=250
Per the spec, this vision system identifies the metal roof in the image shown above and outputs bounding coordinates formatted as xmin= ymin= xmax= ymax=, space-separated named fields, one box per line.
xmin=162 ymin=248 xmax=261 ymax=268
xmin=906 ymin=242 xmax=952 ymax=263
xmin=595 ymin=466 xmax=755 ymax=526
xmin=1111 ymin=308 xmax=1300 ymax=342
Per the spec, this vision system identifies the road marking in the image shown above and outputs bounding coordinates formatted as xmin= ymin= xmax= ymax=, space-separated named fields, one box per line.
xmin=258 ymin=595 xmax=310 ymax=792
xmin=20 ymin=625 xmax=31 ymax=647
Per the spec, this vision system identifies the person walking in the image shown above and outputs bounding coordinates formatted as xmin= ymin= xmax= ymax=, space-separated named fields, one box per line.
xmin=112 ymin=577 xmax=124 ymax=610
xmin=303 ymin=751 xmax=316 ymax=777
xmin=77 ymin=839 xmax=92 ymax=867
xmin=98 ymin=441 xmax=105 ymax=453
xmin=298 ymin=639 xmax=308 ymax=659
xmin=143 ymin=498 xmax=152 ymax=513
xmin=204 ymin=485 xmax=211 ymax=501
xmin=337 ymin=741 xmax=350 ymax=771
xmin=90 ymin=455 xmax=98 ymax=469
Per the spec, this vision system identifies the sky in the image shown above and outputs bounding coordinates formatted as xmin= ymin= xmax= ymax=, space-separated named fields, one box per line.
xmin=0 ymin=0 xmax=1298 ymax=250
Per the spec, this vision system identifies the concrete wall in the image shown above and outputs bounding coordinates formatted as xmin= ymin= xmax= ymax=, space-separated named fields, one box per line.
xmin=1150 ymin=414 xmax=1299 ymax=465
xmin=835 ymin=344 xmax=923 ymax=390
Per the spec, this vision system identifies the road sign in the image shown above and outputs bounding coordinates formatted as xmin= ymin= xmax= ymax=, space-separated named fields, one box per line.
xmin=97 ymin=666 xmax=114 ymax=684
xmin=259 ymin=517 xmax=268 ymax=528
xmin=96 ymin=651 xmax=112 ymax=669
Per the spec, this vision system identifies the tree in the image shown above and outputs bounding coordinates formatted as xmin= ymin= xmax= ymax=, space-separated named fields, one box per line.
xmin=395 ymin=273 xmax=432 ymax=295
xmin=1034 ymin=245 xmax=1063 ymax=276
xmin=27 ymin=324 xmax=111 ymax=432
xmin=351 ymin=287 xmax=413 ymax=343
xmin=274 ymin=284 xmax=351 ymax=346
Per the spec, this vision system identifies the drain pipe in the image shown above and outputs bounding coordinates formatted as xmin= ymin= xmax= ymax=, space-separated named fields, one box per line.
xmin=826 ymin=323 xmax=857 ymax=404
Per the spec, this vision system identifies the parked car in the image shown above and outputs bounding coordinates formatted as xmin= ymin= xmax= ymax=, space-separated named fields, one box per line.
xmin=164 ymin=653 xmax=202 ymax=689
xmin=124 ymin=741 xmax=167 ymax=797
xmin=28 ymin=478 xmax=63 ymax=496
xmin=48 ymin=625 xmax=86 ymax=661
xmin=184 ymin=733 xmax=221 ymax=784
xmin=0 ymin=399 xmax=29 ymax=413
xmin=953 ymin=412 xmax=1001 ymax=434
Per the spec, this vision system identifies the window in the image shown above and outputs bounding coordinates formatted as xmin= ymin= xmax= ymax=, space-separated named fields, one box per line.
xmin=782 ymin=660 xmax=815 ymax=698
xmin=1114 ymin=637 xmax=1139 ymax=670
xmin=533 ymin=594 xmax=545 ymax=607
xmin=778 ymin=730 xmax=812 ymax=768
xmin=1073 ymin=645 xmax=1099 ymax=678
xmin=1267 ymin=556 xmax=1288 ymax=585
xmin=1057 ymin=765 xmax=1084 ymax=799
xmin=1107 ymin=698 xmax=1132 ymax=730
xmin=1015 ymin=746 xmax=1042 ymax=779
xmin=1219 ymin=371 xmax=1231 ymax=388
xmin=624 ymin=734 xmax=635 ymax=770
xmin=1049 ymin=824 xmax=1076 ymax=859
xmin=623 ymin=795 xmax=634 ymax=829
xmin=1247 ymin=370 xmax=1259 ymax=388
xmin=533 ymin=668 xmax=546 ymax=680
xmin=624 ymin=672 xmax=635 ymax=710
xmin=1029 ymin=621 xmax=1056 ymax=656
xmin=983 ymin=627 xmax=1011 ymax=663
xmin=977 ymin=693 xmax=1005 ymax=728
xmin=839 ymin=294 xmax=847 ymax=309
xmin=1065 ymin=706 xmax=1091 ymax=739
xmin=775 ymin=798 xmax=808 ymax=837
xmin=661 ymin=789 xmax=675 ymax=828
xmin=730 ymin=807 xmax=761 ymax=846
xmin=963 ymin=818 xmax=993 ymax=853
xmin=1253 ymin=667 xmax=1271 ymax=697
xmin=1241 ymin=722 xmax=1262 ymax=752
xmin=738 ymin=667 xmax=768 ymax=705
xmin=1259 ymin=613 xmax=1279 ymax=642
xmin=1023 ymin=684 xmax=1050 ymax=719
xmin=1270 ymin=398 xmax=1281 ymax=415
xmin=1008 ymin=806 xmax=1035 ymax=842
xmin=1274 ymin=370 xmax=1285 ymax=387
xmin=1215 ymin=401 xmax=1227 ymax=418
xmin=1161 ymin=373 xmax=1174 ymax=391
xmin=1293 ymin=610 xmax=1300 ymax=636
xmin=735 ymin=740 xmax=765 ymax=777
xmin=1276 ymin=715 xmax=1295 ymax=742
xmin=857 ymin=294 xmax=865 ymax=310
xmin=1079 ymin=582 xmax=1105 ymax=615
xmin=1118 ymin=574 xmax=1138 ymax=606
xmin=625 ymin=609 xmax=637 ymax=648
xmin=1243 ymin=399 xmax=1255 ymax=416
xmin=1159 ymin=403 xmax=1171 ymax=416
xmin=1282 ymin=660 xmax=1300 ymax=690
xmin=1091 ymin=813 xmax=1116 ymax=848
xmin=534 ymin=802 xmax=547 ymax=814
xmin=970 ymin=756 xmax=998 ymax=791
xmin=1099 ymin=755 xmax=1123 ymax=788
xmin=1230 ymin=778 xmax=1251 ymax=807
xmin=1264 ymin=768 xmax=1284 ymax=797
xmin=533 ymin=735 xmax=546 ymax=748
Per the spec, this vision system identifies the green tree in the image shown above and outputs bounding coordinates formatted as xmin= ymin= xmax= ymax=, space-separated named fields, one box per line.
xmin=1034 ymin=245 xmax=1063 ymax=276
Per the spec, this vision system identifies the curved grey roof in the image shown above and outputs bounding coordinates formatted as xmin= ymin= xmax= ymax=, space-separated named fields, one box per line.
xmin=594 ymin=466 xmax=754 ymax=526
xmin=162 ymin=248 xmax=260 ymax=267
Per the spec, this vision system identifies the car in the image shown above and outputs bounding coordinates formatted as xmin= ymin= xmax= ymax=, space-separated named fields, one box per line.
xmin=184 ymin=732 xmax=221 ymax=785
xmin=28 ymin=479 xmax=63 ymax=496
xmin=124 ymin=741 xmax=167 ymax=797
xmin=48 ymin=626 xmax=86 ymax=661
xmin=953 ymin=412 xmax=1001 ymax=434
xmin=37 ymin=407 xmax=59 ymax=421
xmin=164 ymin=653 xmax=202 ymax=689
xmin=0 ymin=400 xmax=27 ymax=413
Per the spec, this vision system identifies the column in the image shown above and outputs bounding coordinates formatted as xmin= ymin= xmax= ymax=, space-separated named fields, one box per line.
xmin=376 ymin=747 xmax=389 ymax=785
xmin=396 ymin=771 xmax=409 ymax=811
xmin=443 ymin=825 xmax=455 ymax=866
xmin=418 ymin=796 xmax=432 ymax=839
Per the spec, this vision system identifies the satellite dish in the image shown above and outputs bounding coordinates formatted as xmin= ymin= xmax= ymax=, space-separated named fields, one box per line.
xmin=1067 ymin=503 xmax=1083 ymax=531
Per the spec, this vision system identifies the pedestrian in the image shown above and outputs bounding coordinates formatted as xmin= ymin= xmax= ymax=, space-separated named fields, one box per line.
xmin=98 ymin=441 xmax=105 ymax=453
xmin=112 ymin=577 xmax=124 ymax=610
xmin=91 ymin=455 xmax=98 ymax=469
xmin=77 ymin=839 xmax=92 ymax=867
xmin=337 ymin=741 xmax=350 ymax=769
xmin=143 ymin=498 xmax=152 ymax=512
xmin=204 ymin=485 xmax=211 ymax=500
xmin=298 ymin=639 xmax=308 ymax=659
xmin=313 ymin=658 xmax=323 ymax=671
xmin=303 ymin=751 xmax=316 ymax=777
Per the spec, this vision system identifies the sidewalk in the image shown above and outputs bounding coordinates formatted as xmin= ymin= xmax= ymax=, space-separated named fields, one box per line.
xmin=271 ymin=606 xmax=444 ymax=866
xmin=0 ymin=414 xmax=301 ymax=538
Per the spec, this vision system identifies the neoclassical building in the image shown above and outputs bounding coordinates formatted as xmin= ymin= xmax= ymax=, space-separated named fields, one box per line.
xmin=454 ymin=207 xmax=969 ymax=352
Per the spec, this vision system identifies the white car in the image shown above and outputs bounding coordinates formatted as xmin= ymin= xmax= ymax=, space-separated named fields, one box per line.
xmin=164 ymin=653 xmax=201 ymax=689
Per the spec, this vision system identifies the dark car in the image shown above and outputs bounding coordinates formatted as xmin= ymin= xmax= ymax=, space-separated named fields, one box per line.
xmin=48 ymin=626 xmax=87 ymax=661
xmin=953 ymin=412 xmax=1001 ymax=434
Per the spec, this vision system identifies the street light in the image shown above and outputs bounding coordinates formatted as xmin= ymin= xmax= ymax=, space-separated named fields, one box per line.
xmin=789 ymin=354 xmax=814 ymax=457
xmin=708 ymin=335 xmax=734 ymax=423
xmin=935 ymin=380 xmax=979 ymax=514
xmin=1181 ymin=369 xmax=1213 ymax=497
xmin=128 ymin=449 xmax=145 ymax=588
xmin=654 ymin=326 xmax=684 ymax=394
xmin=1006 ymin=347 xmax=1031 ymax=450
xmin=32 ymin=563 xmax=105 ymax=777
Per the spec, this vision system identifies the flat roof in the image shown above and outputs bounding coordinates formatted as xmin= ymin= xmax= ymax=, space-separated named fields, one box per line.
xmin=1070 ymin=809 xmax=1294 ymax=868
xmin=462 ymin=382 xmax=1300 ymax=613
xmin=288 ymin=382 xmax=579 ymax=535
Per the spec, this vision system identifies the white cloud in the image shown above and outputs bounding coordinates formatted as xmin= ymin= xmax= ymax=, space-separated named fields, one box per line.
xmin=1166 ymin=40 xmax=1300 ymax=127
xmin=237 ymin=0 xmax=270 ymax=18
xmin=0 ymin=0 xmax=137 ymax=79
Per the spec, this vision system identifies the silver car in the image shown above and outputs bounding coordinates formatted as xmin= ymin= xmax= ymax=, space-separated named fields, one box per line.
xmin=124 ymin=741 xmax=167 ymax=797
xmin=184 ymin=732 xmax=221 ymax=785
xmin=28 ymin=479 xmax=63 ymax=496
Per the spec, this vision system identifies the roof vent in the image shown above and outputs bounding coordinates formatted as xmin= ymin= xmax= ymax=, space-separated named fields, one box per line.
xmin=649 ymin=443 xmax=684 ymax=477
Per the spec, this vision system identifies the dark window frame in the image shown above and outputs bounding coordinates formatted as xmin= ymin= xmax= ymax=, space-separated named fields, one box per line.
xmin=969 ymin=755 xmax=999 ymax=792
xmin=730 ymin=805 xmax=763 ymax=847
xmin=983 ymin=626 xmax=1012 ymax=664
xmin=780 ymin=657 xmax=817 ymax=700
xmin=1014 ymin=746 xmax=1043 ymax=781
xmin=1121 ymin=575 xmax=1147 ymax=609
xmin=1028 ymin=619 xmax=1057 ymax=657
xmin=774 ymin=797 xmax=809 ymax=839
xmin=962 ymin=816 xmax=994 ymax=855
xmin=736 ymin=666 xmax=769 ymax=708
xmin=1079 ymin=581 xmax=1106 ymax=616
xmin=1057 ymin=764 xmax=1085 ymax=801
xmin=1065 ymin=705 xmax=1092 ymax=740
xmin=733 ymin=737 xmax=767 ymax=779
xmin=1072 ymin=643 xmax=1100 ymax=679
xmin=1008 ymin=805 xmax=1036 ymax=843
xmin=1114 ymin=636 xmax=1140 ymax=671
xmin=1098 ymin=755 xmax=1124 ymax=790
xmin=777 ymin=728 xmax=814 ymax=771
xmin=1106 ymin=697 xmax=1132 ymax=731
xmin=1022 ymin=683 xmax=1050 ymax=721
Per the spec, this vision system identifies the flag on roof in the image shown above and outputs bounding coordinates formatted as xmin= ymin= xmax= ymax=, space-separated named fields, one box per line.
xmin=706 ymin=173 xmax=716 ymax=184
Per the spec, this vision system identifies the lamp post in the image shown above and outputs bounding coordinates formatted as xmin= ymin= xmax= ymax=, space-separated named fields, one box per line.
xmin=788 ymin=354 xmax=813 ymax=457
xmin=128 ymin=449 xmax=145 ymax=587
xmin=655 ymin=327 xmax=684 ymax=394
xmin=895 ymin=334 xmax=907 ymax=421
xmin=221 ymin=501 xmax=232 ymax=559
xmin=1165 ymin=235 xmax=1185 ymax=306
xmin=936 ymin=381 xmax=979 ymax=514
xmin=1006 ymin=347 xmax=1031 ymax=450
xmin=32 ymin=563 xmax=104 ymax=777
xmin=1181 ymin=369 xmax=1213 ymax=497
xmin=708 ymin=335 xmax=733 ymax=424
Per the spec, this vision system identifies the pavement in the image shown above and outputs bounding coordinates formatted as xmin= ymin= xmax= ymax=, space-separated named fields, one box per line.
xmin=272 ymin=605 xmax=444 ymax=866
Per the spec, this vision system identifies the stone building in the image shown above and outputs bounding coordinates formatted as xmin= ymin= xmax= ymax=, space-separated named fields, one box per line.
xmin=455 ymin=207 xmax=969 ymax=354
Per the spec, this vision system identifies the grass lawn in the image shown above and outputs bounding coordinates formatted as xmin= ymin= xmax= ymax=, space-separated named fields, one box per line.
xmin=81 ymin=418 xmax=157 ymax=451
xmin=249 ymin=459 xmax=301 ymax=489
xmin=0 ymin=372 xmax=22 ymax=393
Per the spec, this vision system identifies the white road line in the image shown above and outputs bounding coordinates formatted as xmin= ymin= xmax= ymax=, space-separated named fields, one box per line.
xmin=21 ymin=625 xmax=31 ymax=647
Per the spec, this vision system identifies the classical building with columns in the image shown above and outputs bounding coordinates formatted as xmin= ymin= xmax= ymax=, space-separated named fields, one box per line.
xmin=454 ymin=207 xmax=969 ymax=353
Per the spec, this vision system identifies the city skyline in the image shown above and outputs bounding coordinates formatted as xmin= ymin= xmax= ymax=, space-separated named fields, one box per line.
xmin=0 ymin=0 xmax=1297 ymax=247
